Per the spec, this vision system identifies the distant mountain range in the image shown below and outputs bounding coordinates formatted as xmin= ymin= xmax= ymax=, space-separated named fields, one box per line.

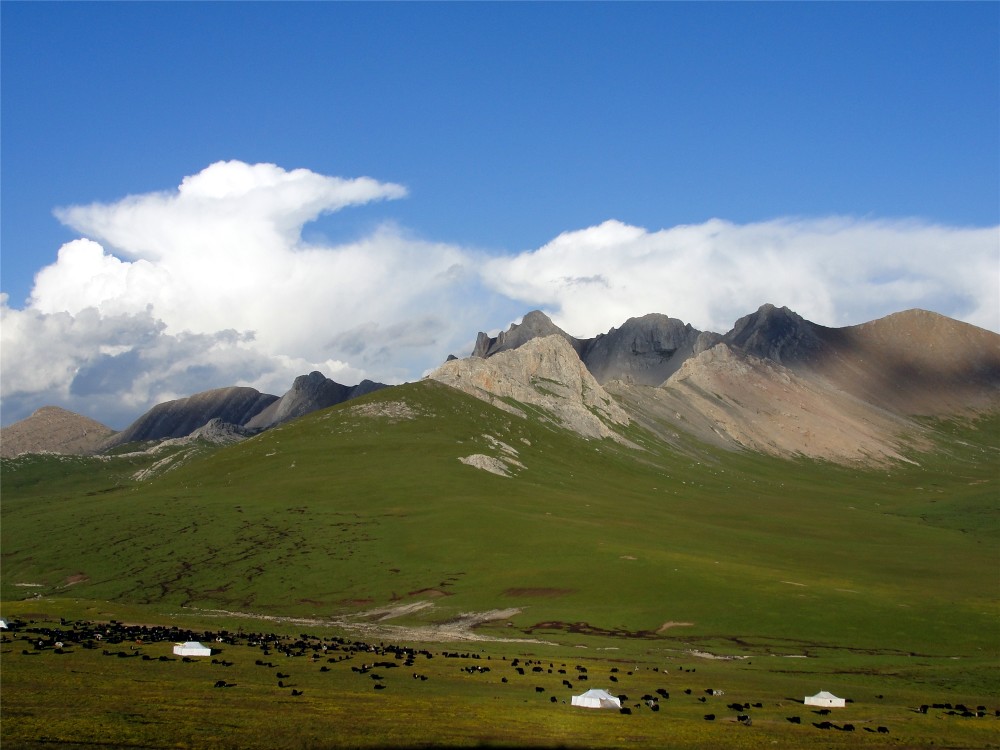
xmin=3 ymin=304 xmax=998 ymax=464
xmin=0 ymin=372 xmax=389 ymax=458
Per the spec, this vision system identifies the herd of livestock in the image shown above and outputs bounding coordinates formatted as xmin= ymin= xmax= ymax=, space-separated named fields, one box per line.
xmin=3 ymin=616 xmax=996 ymax=737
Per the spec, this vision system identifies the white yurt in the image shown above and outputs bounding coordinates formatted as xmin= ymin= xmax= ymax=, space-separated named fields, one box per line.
xmin=173 ymin=641 xmax=212 ymax=656
xmin=805 ymin=690 xmax=846 ymax=708
xmin=571 ymin=688 xmax=622 ymax=709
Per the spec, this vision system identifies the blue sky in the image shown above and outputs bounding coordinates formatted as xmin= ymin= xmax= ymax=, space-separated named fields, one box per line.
xmin=2 ymin=1 xmax=998 ymax=428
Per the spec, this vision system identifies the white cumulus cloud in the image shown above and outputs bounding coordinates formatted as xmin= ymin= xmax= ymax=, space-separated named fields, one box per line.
xmin=2 ymin=160 xmax=997 ymax=429
xmin=481 ymin=217 xmax=1000 ymax=338
xmin=3 ymin=161 xmax=494 ymax=427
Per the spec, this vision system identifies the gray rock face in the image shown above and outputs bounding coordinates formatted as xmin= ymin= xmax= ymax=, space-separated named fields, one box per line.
xmin=721 ymin=303 xmax=826 ymax=365
xmin=244 ymin=372 xmax=388 ymax=430
xmin=103 ymin=387 xmax=278 ymax=449
xmin=580 ymin=313 xmax=709 ymax=386
xmin=189 ymin=418 xmax=255 ymax=445
xmin=472 ymin=310 xmax=719 ymax=386
xmin=472 ymin=310 xmax=583 ymax=358
xmin=430 ymin=335 xmax=630 ymax=442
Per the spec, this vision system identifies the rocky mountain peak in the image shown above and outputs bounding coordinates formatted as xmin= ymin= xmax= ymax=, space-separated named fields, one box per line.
xmin=0 ymin=406 xmax=115 ymax=458
xmin=471 ymin=310 xmax=719 ymax=385
xmin=472 ymin=310 xmax=580 ymax=359
xmin=244 ymin=373 xmax=388 ymax=431
xmin=581 ymin=313 xmax=713 ymax=385
xmin=430 ymin=334 xmax=630 ymax=442
xmin=722 ymin=303 xmax=825 ymax=364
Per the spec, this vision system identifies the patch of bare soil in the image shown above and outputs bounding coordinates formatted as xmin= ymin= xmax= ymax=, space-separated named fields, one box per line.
xmin=186 ymin=602 xmax=547 ymax=644
xmin=688 ymin=649 xmax=749 ymax=661
xmin=657 ymin=621 xmax=694 ymax=632
xmin=340 ymin=605 xmax=548 ymax=644
xmin=458 ymin=454 xmax=513 ymax=476
xmin=343 ymin=400 xmax=420 ymax=422
xmin=64 ymin=574 xmax=89 ymax=585
xmin=408 ymin=588 xmax=452 ymax=598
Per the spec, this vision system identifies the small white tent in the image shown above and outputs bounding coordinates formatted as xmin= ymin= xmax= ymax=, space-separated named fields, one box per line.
xmin=805 ymin=690 xmax=846 ymax=708
xmin=173 ymin=641 xmax=212 ymax=657
xmin=572 ymin=688 xmax=622 ymax=709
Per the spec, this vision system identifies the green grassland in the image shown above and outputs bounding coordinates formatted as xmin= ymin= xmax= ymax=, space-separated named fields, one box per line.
xmin=2 ymin=381 xmax=998 ymax=748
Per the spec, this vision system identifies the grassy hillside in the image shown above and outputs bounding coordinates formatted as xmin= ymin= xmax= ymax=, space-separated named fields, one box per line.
xmin=3 ymin=381 xmax=996 ymax=663
xmin=3 ymin=381 xmax=998 ymax=748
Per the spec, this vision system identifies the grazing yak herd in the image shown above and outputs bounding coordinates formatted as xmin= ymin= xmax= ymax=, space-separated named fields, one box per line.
xmin=3 ymin=616 xmax=996 ymax=739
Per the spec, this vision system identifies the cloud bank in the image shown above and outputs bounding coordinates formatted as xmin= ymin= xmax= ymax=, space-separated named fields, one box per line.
xmin=2 ymin=161 xmax=996 ymax=428
xmin=484 ymin=217 xmax=999 ymax=337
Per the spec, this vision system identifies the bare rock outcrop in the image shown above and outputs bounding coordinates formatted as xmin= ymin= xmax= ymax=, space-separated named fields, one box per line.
xmin=472 ymin=310 xmax=582 ymax=359
xmin=429 ymin=335 xmax=630 ymax=442
xmin=471 ymin=310 xmax=719 ymax=386
xmin=580 ymin=313 xmax=717 ymax=385
xmin=721 ymin=303 xmax=826 ymax=365
xmin=188 ymin=418 xmax=255 ymax=445
xmin=0 ymin=406 xmax=114 ymax=457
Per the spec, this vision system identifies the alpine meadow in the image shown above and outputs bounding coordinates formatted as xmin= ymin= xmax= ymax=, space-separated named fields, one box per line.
xmin=4 ymin=3 xmax=999 ymax=748
xmin=2 ymin=306 xmax=998 ymax=749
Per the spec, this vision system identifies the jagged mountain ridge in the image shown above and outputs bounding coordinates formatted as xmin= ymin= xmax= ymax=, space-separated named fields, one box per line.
xmin=101 ymin=372 xmax=389 ymax=450
xmin=473 ymin=305 xmax=1000 ymax=416
xmin=461 ymin=305 xmax=1000 ymax=462
xmin=3 ymin=305 xmax=997 ymax=464
xmin=1 ymin=373 xmax=389 ymax=457
xmin=472 ymin=310 xmax=721 ymax=386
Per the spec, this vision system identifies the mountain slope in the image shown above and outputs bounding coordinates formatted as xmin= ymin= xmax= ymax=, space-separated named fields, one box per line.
xmin=810 ymin=309 xmax=1000 ymax=416
xmin=2 ymin=381 xmax=996 ymax=658
xmin=8 ymin=306 xmax=998 ymax=466
xmin=610 ymin=343 xmax=924 ymax=463
xmin=580 ymin=313 xmax=719 ymax=385
xmin=244 ymin=372 xmax=388 ymax=430
xmin=473 ymin=310 xmax=719 ymax=386
xmin=429 ymin=334 xmax=630 ymax=441
xmin=0 ymin=406 xmax=114 ymax=458
xmin=102 ymin=386 xmax=278 ymax=449
xmin=458 ymin=306 xmax=1000 ymax=463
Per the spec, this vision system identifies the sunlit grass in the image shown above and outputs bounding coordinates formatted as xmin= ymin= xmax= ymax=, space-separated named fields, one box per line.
xmin=2 ymin=383 xmax=997 ymax=747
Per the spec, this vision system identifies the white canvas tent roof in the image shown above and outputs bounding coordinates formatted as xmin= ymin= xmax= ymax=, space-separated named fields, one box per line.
xmin=173 ymin=641 xmax=211 ymax=656
xmin=805 ymin=690 xmax=846 ymax=707
xmin=571 ymin=688 xmax=622 ymax=709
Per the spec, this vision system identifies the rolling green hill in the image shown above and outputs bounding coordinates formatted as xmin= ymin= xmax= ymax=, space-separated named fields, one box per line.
xmin=3 ymin=380 xmax=997 ymax=661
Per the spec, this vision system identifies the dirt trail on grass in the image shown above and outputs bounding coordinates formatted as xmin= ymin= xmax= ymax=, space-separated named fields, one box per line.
xmin=185 ymin=602 xmax=550 ymax=644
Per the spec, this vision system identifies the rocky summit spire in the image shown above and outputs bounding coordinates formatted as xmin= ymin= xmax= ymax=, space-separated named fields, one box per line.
xmin=471 ymin=311 xmax=581 ymax=359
